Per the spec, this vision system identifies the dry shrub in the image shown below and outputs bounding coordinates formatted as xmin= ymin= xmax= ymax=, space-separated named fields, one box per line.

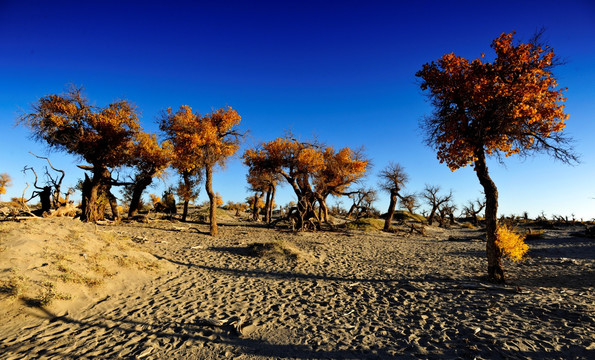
xmin=524 ymin=229 xmax=546 ymax=240
xmin=393 ymin=210 xmax=426 ymax=223
xmin=0 ymin=273 xmax=26 ymax=298
xmin=461 ymin=222 xmax=476 ymax=229
xmin=346 ymin=218 xmax=384 ymax=231
xmin=247 ymin=241 xmax=301 ymax=261
xmin=496 ymin=225 xmax=529 ymax=262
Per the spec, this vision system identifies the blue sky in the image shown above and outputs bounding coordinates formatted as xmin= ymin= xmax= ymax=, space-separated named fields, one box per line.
xmin=1 ymin=0 xmax=594 ymax=219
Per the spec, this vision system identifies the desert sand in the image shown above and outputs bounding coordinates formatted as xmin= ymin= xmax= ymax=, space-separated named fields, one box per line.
xmin=0 ymin=214 xmax=593 ymax=359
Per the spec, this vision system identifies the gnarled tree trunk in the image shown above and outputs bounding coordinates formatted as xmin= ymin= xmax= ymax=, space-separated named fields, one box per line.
xmin=205 ymin=166 xmax=217 ymax=236
xmin=264 ymin=187 xmax=272 ymax=223
xmin=268 ymin=185 xmax=276 ymax=223
xmin=474 ymin=149 xmax=504 ymax=283
xmin=81 ymin=166 xmax=111 ymax=222
xmin=128 ymin=175 xmax=153 ymax=218
xmin=384 ymin=191 xmax=397 ymax=231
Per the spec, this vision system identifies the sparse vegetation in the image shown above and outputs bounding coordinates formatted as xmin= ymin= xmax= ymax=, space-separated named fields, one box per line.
xmin=346 ymin=218 xmax=385 ymax=232
xmin=0 ymin=218 xmax=164 ymax=307
xmin=525 ymin=229 xmax=546 ymax=240
xmin=496 ymin=225 xmax=529 ymax=262
xmin=461 ymin=222 xmax=477 ymax=229
xmin=247 ymin=241 xmax=302 ymax=261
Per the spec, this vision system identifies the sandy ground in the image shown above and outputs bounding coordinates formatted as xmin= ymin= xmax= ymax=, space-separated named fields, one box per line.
xmin=0 ymin=215 xmax=593 ymax=359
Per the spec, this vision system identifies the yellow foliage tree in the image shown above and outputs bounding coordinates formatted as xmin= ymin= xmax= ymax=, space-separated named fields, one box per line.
xmin=127 ymin=132 xmax=173 ymax=217
xmin=160 ymin=106 xmax=243 ymax=235
xmin=417 ymin=31 xmax=576 ymax=283
xmin=244 ymin=136 xmax=368 ymax=230
xmin=0 ymin=173 xmax=11 ymax=199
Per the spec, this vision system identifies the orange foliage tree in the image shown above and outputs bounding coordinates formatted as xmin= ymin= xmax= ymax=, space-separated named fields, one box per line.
xmin=314 ymin=147 xmax=369 ymax=222
xmin=0 ymin=173 xmax=11 ymax=200
xmin=417 ymin=31 xmax=577 ymax=282
xmin=378 ymin=163 xmax=408 ymax=231
xmin=126 ymin=132 xmax=173 ymax=217
xmin=245 ymin=156 xmax=281 ymax=223
xmin=160 ymin=106 xmax=243 ymax=235
xmin=243 ymin=136 xmax=368 ymax=230
xmin=246 ymin=194 xmax=265 ymax=221
xmin=19 ymin=87 xmax=140 ymax=221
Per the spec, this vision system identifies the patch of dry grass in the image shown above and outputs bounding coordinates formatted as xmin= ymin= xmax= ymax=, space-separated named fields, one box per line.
xmin=346 ymin=218 xmax=384 ymax=232
xmin=525 ymin=229 xmax=546 ymax=240
xmin=0 ymin=218 xmax=164 ymax=307
xmin=247 ymin=241 xmax=303 ymax=262
xmin=0 ymin=271 xmax=26 ymax=299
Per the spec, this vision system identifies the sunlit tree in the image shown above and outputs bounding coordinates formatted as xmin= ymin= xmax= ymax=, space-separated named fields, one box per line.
xmin=244 ymin=136 xmax=367 ymax=230
xmin=19 ymin=87 xmax=140 ymax=221
xmin=160 ymin=106 xmax=243 ymax=235
xmin=0 ymin=173 xmax=11 ymax=200
xmin=417 ymin=31 xmax=576 ymax=282
xmin=314 ymin=147 xmax=368 ymax=223
xmin=127 ymin=132 xmax=173 ymax=217
xmin=243 ymin=137 xmax=324 ymax=230
xmin=245 ymin=154 xmax=280 ymax=223
xmin=378 ymin=163 xmax=408 ymax=231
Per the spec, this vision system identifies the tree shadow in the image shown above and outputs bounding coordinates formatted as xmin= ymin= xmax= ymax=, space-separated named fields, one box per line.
xmin=2 ymin=305 xmax=400 ymax=359
xmin=154 ymin=254 xmax=405 ymax=284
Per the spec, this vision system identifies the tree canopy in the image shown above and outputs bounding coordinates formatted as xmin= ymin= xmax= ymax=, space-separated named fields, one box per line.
xmin=243 ymin=136 xmax=368 ymax=229
xmin=418 ymin=31 xmax=576 ymax=170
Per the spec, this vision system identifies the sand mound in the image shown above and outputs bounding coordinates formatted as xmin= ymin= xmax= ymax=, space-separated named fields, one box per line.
xmin=0 ymin=218 xmax=169 ymax=313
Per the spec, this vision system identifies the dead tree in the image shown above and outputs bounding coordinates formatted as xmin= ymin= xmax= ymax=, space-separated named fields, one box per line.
xmin=462 ymin=198 xmax=486 ymax=225
xmin=345 ymin=187 xmax=377 ymax=219
xmin=422 ymin=185 xmax=453 ymax=226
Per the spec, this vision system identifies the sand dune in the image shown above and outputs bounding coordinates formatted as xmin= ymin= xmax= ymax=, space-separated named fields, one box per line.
xmin=0 ymin=217 xmax=593 ymax=359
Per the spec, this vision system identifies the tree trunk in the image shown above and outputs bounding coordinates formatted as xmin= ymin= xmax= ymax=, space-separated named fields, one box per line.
xmin=268 ymin=185 xmax=276 ymax=223
xmin=39 ymin=186 xmax=52 ymax=213
xmin=128 ymin=175 xmax=153 ymax=218
xmin=81 ymin=167 xmax=109 ymax=222
xmin=428 ymin=205 xmax=438 ymax=225
xmin=264 ymin=187 xmax=272 ymax=223
xmin=205 ymin=166 xmax=217 ymax=236
xmin=384 ymin=191 xmax=397 ymax=231
xmin=182 ymin=200 xmax=189 ymax=222
xmin=107 ymin=191 xmax=120 ymax=221
xmin=318 ymin=195 xmax=330 ymax=224
xmin=346 ymin=204 xmax=357 ymax=219
xmin=473 ymin=149 xmax=504 ymax=283
xmin=252 ymin=193 xmax=262 ymax=221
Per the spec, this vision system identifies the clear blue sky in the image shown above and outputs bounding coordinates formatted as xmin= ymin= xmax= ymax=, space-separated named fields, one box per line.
xmin=1 ymin=0 xmax=594 ymax=219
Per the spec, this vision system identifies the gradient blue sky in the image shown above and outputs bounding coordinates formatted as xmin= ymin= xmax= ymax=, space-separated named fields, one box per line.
xmin=1 ymin=0 xmax=594 ymax=219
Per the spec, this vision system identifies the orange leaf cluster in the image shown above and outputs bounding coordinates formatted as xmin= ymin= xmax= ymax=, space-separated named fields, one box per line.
xmin=20 ymin=88 xmax=141 ymax=169
xmin=417 ymin=31 xmax=568 ymax=171
xmin=160 ymin=106 xmax=242 ymax=173
xmin=243 ymin=136 xmax=368 ymax=200
xmin=132 ymin=131 xmax=173 ymax=178
xmin=0 ymin=173 xmax=11 ymax=197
